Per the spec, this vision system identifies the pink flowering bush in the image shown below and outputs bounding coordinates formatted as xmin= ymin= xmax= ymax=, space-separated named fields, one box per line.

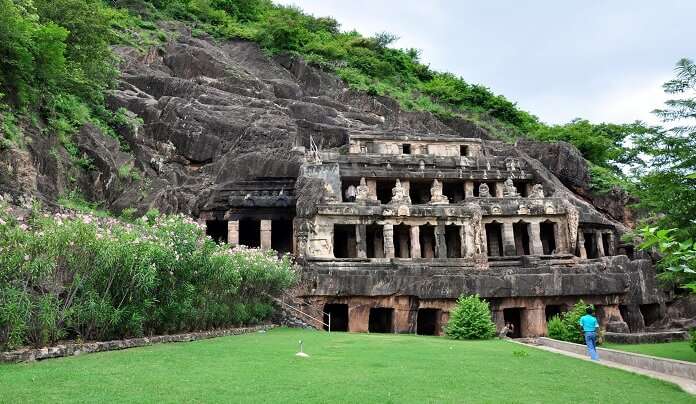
xmin=0 ymin=204 xmax=296 ymax=350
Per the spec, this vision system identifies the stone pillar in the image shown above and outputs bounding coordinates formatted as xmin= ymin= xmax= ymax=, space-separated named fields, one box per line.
xmin=607 ymin=232 xmax=616 ymax=256
xmin=529 ymin=222 xmax=543 ymax=255
xmin=464 ymin=181 xmax=474 ymax=198
xmin=495 ymin=182 xmax=504 ymax=198
xmin=595 ymin=230 xmax=605 ymax=257
xmin=383 ymin=224 xmax=395 ymax=258
xmin=577 ymin=232 xmax=587 ymax=258
xmin=459 ymin=225 xmax=467 ymax=258
xmin=348 ymin=304 xmax=370 ymax=333
xmin=555 ymin=221 xmax=569 ymax=254
xmin=493 ymin=309 xmax=506 ymax=333
xmin=356 ymin=224 xmax=367 ymax=258
xmin=227 ymin=220 xmax=239 ymax=247
xmin=435 ymin=224 xmax=447 ymax=258
xmin=410 ymin=226 xmax=421 ymax=259
xmin=260 ymin=220 xmax=272 ymax=250
xmin=522 ymin=306 xmax=547 ymax=337
xmin=502 ymin=222 xmax=516 ymax=256
xmin=463 ymin=223 xmax=475 ymax=257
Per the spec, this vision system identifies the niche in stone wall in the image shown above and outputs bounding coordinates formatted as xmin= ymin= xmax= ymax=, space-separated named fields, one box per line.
xmin=485 ymin=222 xmax=503 ymax=257
xmin=239 ymin=219 xmax=261 ymax=248
xmin=459 ymin=145 xmax=469 ymax=157
xmin=540 ymin=221 xmax=556 ymax=255
xmin=513 ymin=180 xmax=529 ymax=197
xmin=323 ymin=303 xmax=349 ymax=332
xmin=513 ymin=221 xmax=531 ymax=255
xmin=341 ymin=178 xmax=360 ymax=202
xmin=394 ymin=224 xmax=411 ymax=258
xmin=334 ymin=224 xmax=357 ymax=258
xmin=417 ymin=308 xmax=440 ymax=335
xmin=376 ymin=179 xmax=392 ymax=204
xmin=473 ymin=181 xmax=497 ymax=197
xmin=206 ymin=220 xmax=228 ymax=244
xmin=409 ymin=181 xmax=431 ymax=204
xmin=445 ymin=225 xmax=462 ymax=258
xmin=584 ymin=232 xmax=598 ymax=258
xmin=602 ymin=233 xmax=611 ymax=256
xmin=271 ymin=219 xmax=293 ymax=254
xmin=443 ymin=181 xmax=464 ymax=203
xmin=419 ymin=224 xmax=436 ymax=258
xmin=366 ymin=224 xmax=384 ymax=258
xmin=368 ymin=307 xmax=394 ymax=333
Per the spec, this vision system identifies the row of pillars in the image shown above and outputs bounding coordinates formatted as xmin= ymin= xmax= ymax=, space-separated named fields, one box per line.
xmin=577 ymin=230 xmax=615 ymax=258
xmin=350 ymin=223 xmax=474 ymax=259
xmin=493 ymin=220 xmax=561 ymax=256
xmin=226 ymin=220 xmax=272 ymax=249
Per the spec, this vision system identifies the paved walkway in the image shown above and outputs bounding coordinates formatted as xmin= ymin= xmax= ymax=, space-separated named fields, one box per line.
xmin=511 ymin=340 xmax=696 ymax=395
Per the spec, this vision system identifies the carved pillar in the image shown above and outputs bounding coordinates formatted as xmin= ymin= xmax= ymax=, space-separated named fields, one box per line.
xmin=529 ymin=222 xmax=543 ymax=255
xmin=459 ymin=225 xmax=467 ymax=258
xmin=607 ymin=232 xmax=616 ymax=256
xmin=495 ymin=182 xmax=504 ymax=198
xmin=260 ymin=220 xmax=272 ymax=250
xmin=435 ymin=224 xmax=447 ymax=258
xmin=410 ymin=226 xmax=421 ymax=259
xmin=227 ymin=220 xmax=239 ymax=247
xmin=502 ymin=221 xmax=516 ymax=256
xmin=555 ymin=221 xmax=569 ymax=254
xmin=463 ymin=223 xmax=475 ymax=257
xmin=595 ymin=230 xmax=605 ymax=257
xmin=348 ymin=304 xmax=370 ymax=333
xmin=577 ymin=232 xmax=587 ymax=258
xmin=356 ymin=224 xmax=367 ymax=258
xmin=522 ymin=306 xmax=547 ymax=337
xmin=383 ymin=224 xmax=395 ymax=258
xmin=464 ymin=181 xmax=474 ymax=198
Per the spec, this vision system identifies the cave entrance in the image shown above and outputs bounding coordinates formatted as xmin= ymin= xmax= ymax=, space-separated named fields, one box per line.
xmin=368 ymin=308 xmax=394 ymax=333
xmin=394 ymin=224 xmax=411 ymax=258
xmin=271 ymin=219 xmax=293 ymax=254
xmin=366 ymin=224 xmax=384 ymax=258
xmin=485 ymin=222 xmax=503 ymax=257
xmin=540 ymin=221 xmax=556 ymax=255
xmin=503 ymin=308 xmax=523 ymax=338
xmin=460 ymin=145 xmax=469 ymax=157
xmin=513 ymin=221 xmax=531 ymax=256
xmin=545 ymin=305 xmax=564 ymax=322
xmin=409 ymin=181 xmax=431 ymax=204
xmin=445 ymin=225 xmax=462 ymax=258
xmin=402 ymin=143 xmax=412 ymax=154
xmin=584 ymin=232 xmax=598 ymax=258
xmin=419 ymin=224 xmax=436 ymax=258
xmin=639 ymin=303 xmax=661 ymax=327
xmin=376 ymin=180 xmax=392 ymax=204
xmin=206 ymin=220 xmax=228 ymax=244
xmin=602 ymin=233 xmax=611 ymax=256
xmin=239 ymin=219 xmax=260 ymax=248
xmin=513 ymin=180 xmax=529 ymax=197
xmin=442 ymin=181 xmax=463 ymax=203
xmin=334 ymin=224 xmax=357 ymax=258
xmin=417 ymin=308 xmax=440 ymax=336
xmin=323 ymin=303 xmax=349 ymax=332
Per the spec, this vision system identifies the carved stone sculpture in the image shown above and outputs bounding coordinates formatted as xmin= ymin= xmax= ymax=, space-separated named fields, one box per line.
xmin=355 ymin=177 xmax=370 ymax=201
xmin=389 ymin=179 xmax=411 ymax=205
xmin=529 ymin=183 xmax=544 ymax=199
xmin=429 ymin=179 xmax=449 ymax=204
xmin=321 ymin=183 xmax=338 ymax=203
xmin=479 ymin=183 xmax=491 ymax=198
xmin=503 ymin=178 xmax=519 ymax=197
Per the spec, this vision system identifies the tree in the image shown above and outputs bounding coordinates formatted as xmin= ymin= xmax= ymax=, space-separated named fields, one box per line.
xmin=445 ymin=294 xmax=496 ymax=340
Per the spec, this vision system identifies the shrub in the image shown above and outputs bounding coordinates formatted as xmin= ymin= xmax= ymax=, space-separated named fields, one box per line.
xmin=690 ymin=329 xmax=696 ymax=353
xmin=445 ymin=294 xmax=496 ymax=340
xmin=547 ymin=301 xmax=592 ymax=344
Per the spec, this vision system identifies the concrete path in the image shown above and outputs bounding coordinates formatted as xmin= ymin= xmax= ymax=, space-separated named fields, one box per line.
xmin=511 ymin=340 xmax=696 ymax=395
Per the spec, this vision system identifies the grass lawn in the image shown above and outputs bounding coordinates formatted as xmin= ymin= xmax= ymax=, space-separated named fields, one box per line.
xmin=603 ymin=341 xmax=696 ymax=363
xmin=0 ymin=328 xmax=692 ymax=403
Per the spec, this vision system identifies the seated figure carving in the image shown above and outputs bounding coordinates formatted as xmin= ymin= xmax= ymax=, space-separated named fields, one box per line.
xmin=429 ymin=179 xmax=449 ymax=204
xmin=321 ymin=183 xmax=338 ymax=203
xmin=529 ymin=183 xmax=544 ymax=199
xmin=389 ymin=179 xmax=411 ymax=205
xmin=479 ymin=183 xmax=491 ymax=198
xmin=355 ymin=177 xmax=370 ymax=202
xmin=503 ymin=178 xmax=519 ymax=197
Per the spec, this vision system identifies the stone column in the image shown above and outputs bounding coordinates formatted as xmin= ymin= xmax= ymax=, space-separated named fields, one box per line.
xmin=260 ymin=220 xmax=272 ymax=250
xmin=555 ymin=221 xmax=569 ymax=254
xmin=595 ymin=230 xmax=605 ymax=257
xmin=459 ymin=225 xmax=467 ymax=258
xmin=356 ymin=224 xmax=367 ymax=258
xmin=348 ymin=304 xmax=370 ymax=333
xmin=522 ymin=306 xmax=547 ymax=337
xmin=502 ymin=221 xmax=516 ymax=256
xmin=383 ymin=224 xmax=395 ymax=258
xmin=227 ymin=220 xmax=239 ymax=247
xmin=529 ymin=222 xmax=543 ymax=255
xmin=435 ymin=224 xmax=447 ymax=258
xmin=493 ymin=309 xmax=506 ymax=333
xmin=410 ymin=226 xmax=421 ymax=259
xmin=495 ymin=182 xmax=504 ymax=198
xmin=577 ymin=232 xmax=587 ymax=258
xmin=464 ymin=181 xmax=474 ymax=198
xmin=606 ymin=232 xmax=616 ymax=256
xmin=463 ymin=223 xmax=475 ymax=257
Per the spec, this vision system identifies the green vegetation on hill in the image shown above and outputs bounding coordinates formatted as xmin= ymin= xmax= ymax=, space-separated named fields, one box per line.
xmin=0 ymin=328 xmax=692 ymax=403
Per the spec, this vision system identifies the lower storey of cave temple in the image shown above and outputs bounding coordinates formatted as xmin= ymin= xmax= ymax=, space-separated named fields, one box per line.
xmin=199 ymin=133 xmax=664 ymax=337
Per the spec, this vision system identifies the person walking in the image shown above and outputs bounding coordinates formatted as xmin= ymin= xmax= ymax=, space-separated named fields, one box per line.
xmin=579 ymin=306 xmax=600 ymax=360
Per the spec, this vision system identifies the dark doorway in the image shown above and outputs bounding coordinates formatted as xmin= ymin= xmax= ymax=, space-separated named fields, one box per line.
xmin=323 ymin=303 xmax=349 ymax=332
xmin=366 ymin=224 xmax=384 ymax=258
xmin=640 ymin=303 xmax=661 ymax=327
xmin=403 ymin=144 xmax=411 ymax=154
xmin=376 ymin=180 xmax=392 ymax=204
xmin=460 ymin=145 xmax=469 ymax=157
xmin=513 ymin=221 xmax=531 ymax=255
xmin=341 ymin=178 xmax=360 ymax=202
xmin=445 ymin=225 xmax=462 ymax=258
xmin=409 ymin=181 xmax=431 ymax=204
xmin=602 ymin=233 xmax=611 ymax=256
xmin=334 ymin=224 xmax=357 ymax=258
xmin=368 ymin=308 xmax=394 ymax=333
xmin=584 ymin=232 xmax=598 ymax=258
xmin=420 ymin=224 xmax=436 ymax=258
xmin=540 ymin=221 xmax=556 ymax=255
xmin=442 ymin=181 xmax=463 ymax=203
xmin=206 ymin=220 xmax=228 ymax=244
xmin=417 ymin=308 xmax=440 ymax=335
xmin=545 ymin=305 xmax=564 ymax=322
xmin=503 ymin=308 xmax=522 ymax=338
xmin=394 ymin=224 xmax=411 ymax=258
xmin=485 ymin=222 xmax=504 ymax=257
xmin=513 ymin=181 xmax=529 ymax=197
xmin=239 ymin=219 xmax=260 ymax=248
xmin=271 ymin=219 xmax=293 ymax=254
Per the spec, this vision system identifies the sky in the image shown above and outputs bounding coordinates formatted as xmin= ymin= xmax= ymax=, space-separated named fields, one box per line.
xmin=277 ymin=1 xmax=696 ymax=126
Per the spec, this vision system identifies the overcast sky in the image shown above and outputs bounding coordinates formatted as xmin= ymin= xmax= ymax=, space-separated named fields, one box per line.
xmin=278 ymin=1 xmax=696 ymax=125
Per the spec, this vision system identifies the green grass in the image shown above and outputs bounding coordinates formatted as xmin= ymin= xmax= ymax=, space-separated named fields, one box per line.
xmin=0 ymin=328 xmax=691 ymax=403
xmin=604 ymin=341 xmax=696 ymax=363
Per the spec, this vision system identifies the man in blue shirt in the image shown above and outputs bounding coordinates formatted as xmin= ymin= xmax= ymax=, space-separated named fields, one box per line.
xmin=579 ymin=307 xmax=600 ymax=360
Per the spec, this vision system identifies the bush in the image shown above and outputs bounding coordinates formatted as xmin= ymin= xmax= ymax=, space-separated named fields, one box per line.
xmin=690 ymin=329 xmax=696 ymax=353
xmin=547 ymin=301 xmax=592 ymax=344
xmin=445 ymin=294 xmax=496 ymax=340
xmin=0 ymin=203 xmax=297 ymax=350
